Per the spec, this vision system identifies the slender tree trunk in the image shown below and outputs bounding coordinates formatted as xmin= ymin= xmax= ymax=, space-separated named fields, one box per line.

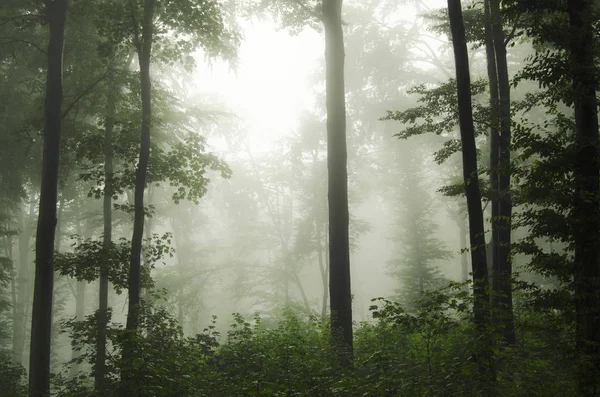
xmin=68 ymin=280 xmax=85 ymax=377
xmin=68 ymin=201 xmax=87 ymax=378
xmin=489 ymin=0 xmax=516 ymax=346
xmin=316 ymin=215 xmax=328 ymax=319
xmin=458 ymin=216 xmax=469 ymax=285
xmin=29 ymin=1 xmax=67 ymax=396
xmin=447 ymin=0 xmax=493 ymax=386
xmin=13 ymin=198 xmax=34 ymax=365
xmin=568 ymin=0 xmax=600 ymax=395
xmin=322 ymin=0 xmax=353 ymax=366
xmin=484 ymin=0 xmax=500 ymax=285
xmin=121 ymin=1 xmax=154 ymax=395
xmin=95 ymin=76 xmax=116 ymax=394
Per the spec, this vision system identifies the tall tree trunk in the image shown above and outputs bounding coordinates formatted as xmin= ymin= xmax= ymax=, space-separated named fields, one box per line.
xmin=13 ymin=197 xmax=35 ymax=365
xmin=447 ymin=0 xmax=493 ymax=385
xmin=121 ymin=1 xmax=154 ymax=395
xmin=29 ymin=1 xmax=67 ymax=396
xmin=95 ymin=78 xmax=116 ymax=394
xmin=484 ymin=0 xmax=500 ymax=284
xmin=489 ymin=0 xmax=516 ymax=346
xmin=568 ymin=0 xmax=600 ymax=395
xmin=322 ymin=0 xmax=353 ymax=366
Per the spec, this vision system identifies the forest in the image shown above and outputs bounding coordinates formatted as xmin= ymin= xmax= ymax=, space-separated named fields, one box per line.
xmin=1 ymin=0 xmax=599 ymax=396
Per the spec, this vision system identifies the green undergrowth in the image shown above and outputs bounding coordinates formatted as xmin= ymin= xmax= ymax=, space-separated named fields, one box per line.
xmin=1 ymin=286 xmax=576 ymax=397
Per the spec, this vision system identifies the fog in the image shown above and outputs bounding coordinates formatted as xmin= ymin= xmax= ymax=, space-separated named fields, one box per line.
xmin=1 ymin=0 xmax=588 ymax=395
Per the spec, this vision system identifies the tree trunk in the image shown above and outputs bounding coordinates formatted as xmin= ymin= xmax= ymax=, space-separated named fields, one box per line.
xmin=316 ymin=214 xmax=328 ymax=319
xmin=447 ymin=0 xmax=493 ymax=385
xmin=68 ymin=280 xmax=85 ymax=378
xmin=322 ymin=0 xmax=353 ymax=366
xmin=95 ymin=75 xmax=116 ymax=394
xmin=484 ymin=0 xmax=500 ymax=285
xmin=568 ymin=0 xmax=600 ymax=395
xmin=489 ymin=0 xmax=516 ymax=346
xmin=121 ymin=1 xmax=154 ymax=395
xmin=13 ymin=197 xmax=35 ymax=365
xmin=458 ymin=216 xmax=469 ymax=285
xmin=29 ymin=1 xmax=67 ymax=396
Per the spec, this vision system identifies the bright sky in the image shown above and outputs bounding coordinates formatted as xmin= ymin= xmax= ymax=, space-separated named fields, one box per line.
xmin=191 ymin=19 xmax=323 ymax=153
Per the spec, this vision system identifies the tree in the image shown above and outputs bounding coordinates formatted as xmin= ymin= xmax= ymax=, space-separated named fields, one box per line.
xmin=488 ymin=0 xmax=515 ymax=346
xmin=109 ymin=0 xmax=236 ymax=393
xmin=322 ymin=0 xmax=353 ymax=365
xmin=447 ymin=0 xmax=493 ymax=384
xmin=567 ymin=0 xmax=600 ymax=394
xmin=258 ymin=0 xmax=354 ymax=364
xmin=387 ymin=138 xmax=451 ymax=308
xmin=120 ymin=2 xmax=155 ymax=394
xmin=29 ymin=1 xmax=67 ymax=396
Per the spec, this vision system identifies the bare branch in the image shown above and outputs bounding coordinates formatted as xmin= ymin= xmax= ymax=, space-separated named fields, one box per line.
xmin=0 ymin=36 xmax=46 ymax=55
xmin=62 ymin=64 xmax=113 ymax=119
xmin=0 ymin=14 xmax=44 ymax=27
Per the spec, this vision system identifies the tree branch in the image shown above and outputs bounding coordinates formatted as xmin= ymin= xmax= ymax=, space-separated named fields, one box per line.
xmin=504 ymin=14 xmax=522 ymax=46
xmin=0 ymin=14 xmax=44 ymax=27
xmin=0 ymin=37 xmax=46 ymax=55
xmin=62 ymin=63 xmax=113 ymax=119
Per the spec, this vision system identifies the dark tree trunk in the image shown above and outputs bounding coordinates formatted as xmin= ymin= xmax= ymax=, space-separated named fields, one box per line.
xmin=95 ymin=79 xmax=115 ymax=394
xmin=568 ymin=0 xmax=600 ymax=395
xmin=121 ymin=1 xmax=154 ymax=395
xmin=484 ymin=0 xmax=500 ymax=281
xmin=489 ymin=0 xmax=516 ymax=346
xmin=322 ymin=0 xmax=353 ymax=366
xmin=29 ymin=1 xmax=67 ymax=396
xmin=447 ymin=0 xmax=493 ymax=384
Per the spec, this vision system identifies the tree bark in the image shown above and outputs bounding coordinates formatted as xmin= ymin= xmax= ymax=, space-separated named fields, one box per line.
xmin=121 ymin=1 xmax=154 ymax=395
xmin=568 ymin=0 xmax=600 ymax=395
xmin=95 ymin=74 xmax=116 ymax=394
xmin=447 ymin=0 xmax=493 ymax=384
xmin=489 ymin=0 xmax=516 ymax=346
xmin=322 ymin=0 xmax=353 ymax=366
xmin=29 ymin=1 xmax=67 ymax=396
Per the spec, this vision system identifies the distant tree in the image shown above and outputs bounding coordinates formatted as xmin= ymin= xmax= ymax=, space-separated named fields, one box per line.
xmin=387 ymin=140 xmax=451 ymax=308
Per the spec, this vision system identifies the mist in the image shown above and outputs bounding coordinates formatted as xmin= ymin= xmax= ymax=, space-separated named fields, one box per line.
xmin=0 ymin=0 xmax=595 ymax=396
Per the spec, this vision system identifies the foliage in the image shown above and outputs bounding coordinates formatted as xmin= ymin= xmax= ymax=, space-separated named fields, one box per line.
xmin=382 ymin=79 xmax=489 ymax=164
xmin=0 ymin=352 xmax=26 ymax=397
xmin=54 ymin=233 xmax=175 ymax=293
xmin=49 ymin=284 xmax=581 ymax=397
